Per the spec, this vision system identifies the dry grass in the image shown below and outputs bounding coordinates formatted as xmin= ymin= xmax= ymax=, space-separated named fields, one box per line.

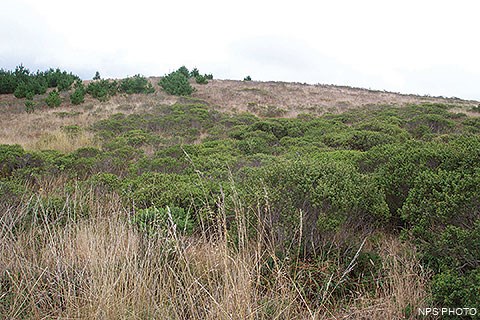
xmin=0 ymin=88 xmax=173 ymax=151
xmin=0 ymin=177 xmax=430 ymax=319
xmin=2 ymin=78 xmax=477 ymax=152
xmin=192 ymin=80 xmax=479 ymax=117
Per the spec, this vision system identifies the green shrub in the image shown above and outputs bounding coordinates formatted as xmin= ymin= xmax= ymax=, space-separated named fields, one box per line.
xmin=159 ymin=71 xmax=193 ymax=96
xmin=189 ymin=68 xmax=200 ymax=78
xmin=86 ymin=79 xmax=118 ymax=101
xmin=195 ymin=74 xmax=208 ymax=84
xmin=0 ymin=69 xmax=17 ymax=94
xmin=0 ymin=144 xmax=25 ymax=178
xmin=240 ymin=158 xmax=389 ymax=254
xmin=14 ymin=81 xmax=34 ymax=99
xmin=70 ymin=88 xmax=85 ymax=105
xmin=24 ymin=99 xmax=35 ymax=113
xmin=431 ymin=269 xmax=480 ymax=309
xmin=177 ymin=66 xmax=190 ymax=78
xmin=87 ymin=172 xmax=121 ymax=192
xmin=131 ymin=206 xmax=194 ymax=235
xmin=43 ymin=68 xmax=79 ymax=89
xmin=118 ymin=74 xmax=155 ymax=94
xmin=13 ymin=77 xmax=47 ymax=99
xmin=244 ymin=75 xmax=252 ymax=81
xmin=45 ymin=90 xmax=61 ymax=107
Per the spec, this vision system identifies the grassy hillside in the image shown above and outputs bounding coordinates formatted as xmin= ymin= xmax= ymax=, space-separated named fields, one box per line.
xmin=1 ymin=66 xmax=479 ymax=319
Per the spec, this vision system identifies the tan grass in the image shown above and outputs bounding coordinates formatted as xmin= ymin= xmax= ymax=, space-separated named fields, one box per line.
xmin=0 ymin=178 xmax=431 ymax=319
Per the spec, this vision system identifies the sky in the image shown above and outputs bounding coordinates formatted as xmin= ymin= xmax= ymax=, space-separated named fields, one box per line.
xmin=1 ymin=0 xmax=479 ymax=100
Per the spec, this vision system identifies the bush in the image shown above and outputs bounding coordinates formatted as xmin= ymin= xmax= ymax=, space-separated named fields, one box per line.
xmin=240 ymin=158 xmax=389 ymax=254
xmin=159 ymin=71 xmax=193 ymax=96
xmin=189 ymin=68 xmax=200 ymax=78
xmin=244 ymin=75 xmax=252 ymax=81
xmin=45 ymin=90 xmax=61 ymax=108
xmin=1 ymin=65 xmax=79 ymax=96
xmin=431 ymin=269 xmax=480 ymax=309
xmin=131 ymin=206 xmax=194 ymax=235
xmin=177 ymin=66 xmax=190 ymax=78
xmin=118 ymin=74 xmax=155 ymax=94
xmin=13 ymin=77 xmax=47 ymax=98
xmin=195 ymin=74 xmax=208 ymax=84
xmin=86 ymin=79 xmax=118 ymax=101
xmin=43 ymin=68 xmax=78 ymax=90
xmin=70 ymin=86 xmax=85 ymax=105
xmin=24 ymin=99 xmax=35 ymax=113
xmin=0 ymin=69 xmax=17 ymax=94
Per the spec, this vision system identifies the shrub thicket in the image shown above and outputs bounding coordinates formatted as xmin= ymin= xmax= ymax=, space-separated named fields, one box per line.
xmin=0 ymin=65 xmax=79 ymax=97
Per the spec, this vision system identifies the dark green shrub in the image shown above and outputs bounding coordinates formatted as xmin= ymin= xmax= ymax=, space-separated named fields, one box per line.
xmin=159 ymin=71 xmax=193 ymax=96
xmin=244 ymin=75 xmax=252 ymax=81
xmin=177 ymin=66 xmax=190 ymax=78
xmin=24 ymin=99 xmax=35 ymax=113
xmin=45 ymin=90 xmax=61 ymax=107
xmin=118 ymin=74 xmax=154 ymax=94
xmin=43 ymin=68 xmax=79 ymax=89
xmin=0 ymin=69 xmax=17 ymax=94
xmin=189 ymin=68 xmax=200 ymax=78
xmin=0 ymin=144 xmax=25 ymax=178
xmin=70 ymin=85 xmax=85 ymax=105
xmin=86 ymin=79 xmax=118 ymax=101
xmin=14 ymin=81 xmax=34 ymax=98
xmin=195 ymin=74 xmax=208 ymax=84
xmin=93 ymin=71 xmax=101 ymax=80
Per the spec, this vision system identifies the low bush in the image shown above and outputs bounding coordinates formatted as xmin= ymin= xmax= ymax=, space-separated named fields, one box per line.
xmin=118 ymin=74 xmax=155 ymax=94
xmin=45 ymin=90 xmax=61 ymax=107
xmin=24 ymin=99 xmax=35 ymax=113
xmin=131 ymin=206 xmax=194 ymax=235
xmin=195 ymin=74 xmax=208 ymax=84
xmin=86 ymin=79 xmax=118 ymax=101
xmin=159 ymin=71 xmax=193 ymax=96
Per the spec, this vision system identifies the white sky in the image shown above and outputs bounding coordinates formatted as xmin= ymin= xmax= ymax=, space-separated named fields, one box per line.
xmin=1 ymin=0 xmax=479 ymax=100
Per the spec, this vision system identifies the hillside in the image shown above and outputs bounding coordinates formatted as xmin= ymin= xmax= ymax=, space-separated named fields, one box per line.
xmin=1 ymin=69 xmax=480 ymax=319
xmin=1 ymin=77 xmax=478 ymax=150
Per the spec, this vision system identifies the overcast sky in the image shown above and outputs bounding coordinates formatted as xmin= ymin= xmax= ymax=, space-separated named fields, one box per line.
xmin=1 ymin=0 xmax=479 ymax=100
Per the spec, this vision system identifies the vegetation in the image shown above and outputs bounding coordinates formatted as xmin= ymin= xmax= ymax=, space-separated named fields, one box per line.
xmin=69 ymin=82 xmax=85 ymax=105
xmin=86 ymin=78 xmax=118 ymax=101
xmin=159 ymin=66 xmax=213 ymax=95
xmin=45 ymin=89 xmax=61 ymax=107
xmin=118 ymin=74 xmax=155 ymax=94
xmin=159 ymin=69 xmax=194 ymax=96
xmin=0 ymin=65 xmax=478 ymax=318
xmin=1 ymin=65 xmax=79 ymax=98
xmin=0 ymin=65 xmax=156 ymax=107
